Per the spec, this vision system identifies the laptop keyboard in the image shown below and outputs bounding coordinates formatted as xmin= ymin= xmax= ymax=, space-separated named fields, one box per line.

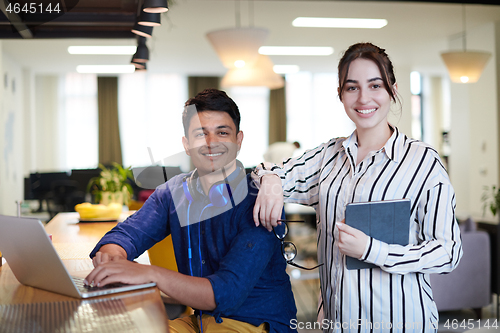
xmin=72 ymin=276 xmax=127 ymax=293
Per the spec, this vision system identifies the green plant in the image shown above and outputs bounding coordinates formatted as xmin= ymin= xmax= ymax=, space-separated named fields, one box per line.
xmin=87 ymin=163 xmax=134 ymax=204
xmin=481 ymin=185 xmax=500 ymax=216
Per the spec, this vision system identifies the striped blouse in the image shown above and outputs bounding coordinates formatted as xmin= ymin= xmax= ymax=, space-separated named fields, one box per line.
xmin=254 ymin=126 xmax=462 ymax=332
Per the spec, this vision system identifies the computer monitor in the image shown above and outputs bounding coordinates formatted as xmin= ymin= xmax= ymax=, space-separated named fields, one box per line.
xmin=69 ymin=168 xmax=101 ymax=193
xmin=26 ymin=172 xmax=71 ymax=212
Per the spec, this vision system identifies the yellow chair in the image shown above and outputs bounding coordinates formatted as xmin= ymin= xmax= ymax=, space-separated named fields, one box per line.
xmin=147 ymin=235 xmax=178 ymax=271
xmin=148 ymin=235 xmax=193 ymax=319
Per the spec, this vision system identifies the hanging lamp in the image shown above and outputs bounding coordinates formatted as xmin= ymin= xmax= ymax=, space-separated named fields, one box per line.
xmin=440 ymin=4 xmax=491 ymax=83
xmin=206 ymin=0 xmax=269 ymax=69
xmin=143 ymin=0 xmax=168 ymax=13
xmin=206 ymin=27 xmax=269 ymax=69
xmin=132 ymin=23 xmax=153 ymax=38
xmin=138 ymin=10 xmax=161 ymax=27
xmin=132 ymin=37 xmax=149 ymax=63
xmin=221 ymin=55 xmax=284 ymax=89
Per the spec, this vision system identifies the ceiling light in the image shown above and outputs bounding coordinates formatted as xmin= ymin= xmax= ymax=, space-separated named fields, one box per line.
xmin=259 ymin=46 xmax=333 ymax=56
xmin=143 ymin=0 xmax=168 ymax=13
xmin=76 ymin=65 xmax=136 ymax=74
xmin=441 ymin=51 xmax=491 ymax=83
xmin=273 ymin=65 xmax=300 ymax=74
xmin=132 ymin=61 xmax=146 ymax=69
xmin=206 ymin=27 xmax=269 ymax=69
xmin=292 ymin=17 xmax=387 ymax=29
xmin=132 ymin=38 xmax=149 ymax=63
xmin=221 ymin=55 xmax=284 ymax=90
xmin=138 ymin=11 xmax=161 ymax=27
xmin=132 ymin=23 xmax=153 ymax=38
xmin=67 ymin=46 xmax=136 ymax=55
xmin=135 ymin=63 xmax=147 ymax=72
xmin=234 ymin=60 xmax=246 ymax=68
xmin=440 ymin=4 xmax=491 ymax=83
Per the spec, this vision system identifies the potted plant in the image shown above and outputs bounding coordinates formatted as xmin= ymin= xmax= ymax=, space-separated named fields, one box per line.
xmin=481 ymin=185 xmax=500 ymax=216
xmin=87 ymin=163 xmax=134 ymax=206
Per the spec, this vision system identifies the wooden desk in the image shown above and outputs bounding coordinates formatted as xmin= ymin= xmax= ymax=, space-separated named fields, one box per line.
xmin=0 ymin=212 xmax=170 ymax=332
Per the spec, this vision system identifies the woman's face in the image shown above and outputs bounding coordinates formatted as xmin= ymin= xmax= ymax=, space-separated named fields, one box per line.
xmin=340 ymin=58 xmax=395 ymax=133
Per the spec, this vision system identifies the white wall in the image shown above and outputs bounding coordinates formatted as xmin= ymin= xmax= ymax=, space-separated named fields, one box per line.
xmin=34 ymin=75 xmax=62 ymax=172
xmin=449 ymin=22 xmax=498 ymax=220
xmin=0 ymin=44 xmax=25 ymax=215
xmin=390 ymin=65 xmax=412 ymax=136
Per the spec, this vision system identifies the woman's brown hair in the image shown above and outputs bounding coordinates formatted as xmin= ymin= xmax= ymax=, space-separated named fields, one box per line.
xmin=338 ymin=43 xmax=397 ymax=103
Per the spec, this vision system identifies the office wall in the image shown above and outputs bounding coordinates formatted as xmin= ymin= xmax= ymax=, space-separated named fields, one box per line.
xmin=449 ymin=22 xmax=498 ymax=220
xmin=34 ymin=75 xmax=62 ymax=172
xmin=390 ymin=65 xmax=412 ymax=136
xmin=0 ymin=43 xmax=25 ymax=215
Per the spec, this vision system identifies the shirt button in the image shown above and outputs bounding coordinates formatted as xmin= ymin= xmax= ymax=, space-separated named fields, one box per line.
xmin=201 ymin=230 xmax=205 ymax=235
xmin=202 ymin=260 xmax=205 ymax=264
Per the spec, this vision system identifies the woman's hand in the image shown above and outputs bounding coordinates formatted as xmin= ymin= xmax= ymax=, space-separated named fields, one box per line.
xmin=253 ymin=174 xmax=284 ymax=231
xmin=336 ymin=220 xmax=369 ymax=259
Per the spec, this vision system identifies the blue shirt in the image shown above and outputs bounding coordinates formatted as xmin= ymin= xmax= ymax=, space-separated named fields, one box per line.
xmin=91 ymin=171 xmax=297 ymax=332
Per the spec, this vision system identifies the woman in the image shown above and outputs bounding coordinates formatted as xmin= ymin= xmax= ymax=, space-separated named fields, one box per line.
xmin=252 ymin=43 xmax=462 ymax=332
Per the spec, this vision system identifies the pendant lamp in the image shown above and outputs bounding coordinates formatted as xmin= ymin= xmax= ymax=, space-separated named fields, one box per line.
xmin=221 ymin=55 xmax=284 ymax=90
xmin=132 ymin=61 xmax=146 ymax=69
xmin=138 ymin=11 xmax=161 ymax=27
xmin=135 ymin=62 xmax=147 ymax=72
xmin=143 ymin=0 xmax=168 ymax=13
xmin=132 ymin=37 xmax=149 ymax=63
xmin=440 ymin=4 xmax=491 ymax=83
xmin=132 ymin=23 xmax=153 ymax=38
xmin=206 ymin=27 xmax=269 ymax=69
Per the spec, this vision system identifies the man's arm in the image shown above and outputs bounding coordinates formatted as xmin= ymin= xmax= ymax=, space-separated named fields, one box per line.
xmin=85 ymin=255 xmax=216 ymax=310
xmin=91 ymin=244 xmax=127 ymax=267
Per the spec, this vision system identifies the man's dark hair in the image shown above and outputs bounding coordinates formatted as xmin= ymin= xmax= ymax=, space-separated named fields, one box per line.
xmin=182 ymin=88 xmax=241 ymax=136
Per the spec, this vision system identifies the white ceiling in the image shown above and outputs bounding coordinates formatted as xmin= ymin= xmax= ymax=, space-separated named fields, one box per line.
xmin=3 ymin=0 xmax=500 ymax=76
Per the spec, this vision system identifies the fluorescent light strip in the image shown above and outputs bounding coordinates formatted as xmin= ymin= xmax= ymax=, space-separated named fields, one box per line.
xmin=76 ymin=65 xmax=136 ymax=74
xmin=293 ymin=17 xmax=388 ymax=29
xmin=259 ymin=46 xmax=333 ymax=56
xmin=273 ymin=65 xmax=300 ymax=74
xmin=68 ymin=46 xmax=137 ymax=55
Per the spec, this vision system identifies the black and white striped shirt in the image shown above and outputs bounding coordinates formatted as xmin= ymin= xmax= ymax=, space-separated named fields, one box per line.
xmin=255 ymin=126 xmax=462 ymax=332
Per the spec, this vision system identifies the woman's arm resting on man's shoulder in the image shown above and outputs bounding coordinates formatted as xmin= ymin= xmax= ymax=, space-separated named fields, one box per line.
xmin=253 ymin=174 xmax=284 ymax=231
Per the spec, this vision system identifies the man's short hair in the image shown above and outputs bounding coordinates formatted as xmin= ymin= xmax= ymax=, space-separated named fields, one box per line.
xmin=182 ymin=88 xmax=241 ymax=137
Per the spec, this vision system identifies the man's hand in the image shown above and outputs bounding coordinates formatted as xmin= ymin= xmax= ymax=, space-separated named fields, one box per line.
xmin=92 ymin=244 xmax=127 ymax=267
xmin=253 ymin=174 xmax=284 ymax=231
xmin=85 ymin=260 xmax=155 ymax=287
xmin=336 ymin=220 xmax=369 ymax=259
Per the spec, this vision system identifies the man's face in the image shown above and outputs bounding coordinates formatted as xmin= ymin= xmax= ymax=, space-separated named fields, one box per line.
xmin=182 ymin=110 xmax=243 ymax=175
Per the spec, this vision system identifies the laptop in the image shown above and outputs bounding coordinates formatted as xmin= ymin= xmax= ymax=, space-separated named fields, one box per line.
xmin=0 ymin=215 xmax=156 ymax=298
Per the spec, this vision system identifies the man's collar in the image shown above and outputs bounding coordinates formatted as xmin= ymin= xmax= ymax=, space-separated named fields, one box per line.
xmin=192 ymin=160 xmax=245 ymax=196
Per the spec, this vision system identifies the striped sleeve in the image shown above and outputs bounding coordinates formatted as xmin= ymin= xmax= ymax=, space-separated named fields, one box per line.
xmin=253 ymin=139 xmax=338 ymax=207
xmin=362 ymin=181 xmax=462 ymax=275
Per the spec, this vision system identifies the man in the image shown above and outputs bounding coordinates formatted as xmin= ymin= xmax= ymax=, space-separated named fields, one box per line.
xmin=85 ymin=89 xmax=297 ymax=332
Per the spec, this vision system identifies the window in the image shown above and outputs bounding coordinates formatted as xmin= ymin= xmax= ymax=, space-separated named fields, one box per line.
xmin=118 ymin=73 xmax=189 ymax=171
xmin=410 ymin=71 xmax=423 ymax=141
xmin=61 ymin=73 xmax=98 ymax=170
xmin=227 ymin=86 xmax=269 ymax=168
xmin=286 ymin=72 xmax=354 ymax=151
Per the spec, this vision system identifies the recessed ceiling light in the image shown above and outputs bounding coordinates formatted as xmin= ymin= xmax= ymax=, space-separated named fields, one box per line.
xmin=76 ymin=65 xmax=136 ymax=74
xmin=259 ymin=46 xmax=333 ymax=56
xmin=273 ymin=65 xmax=300 ymax=74
xmin=292 ymin=17 xmax=388 ymax=29
xmin=68 ymin=46 xmax=137 ymax=55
